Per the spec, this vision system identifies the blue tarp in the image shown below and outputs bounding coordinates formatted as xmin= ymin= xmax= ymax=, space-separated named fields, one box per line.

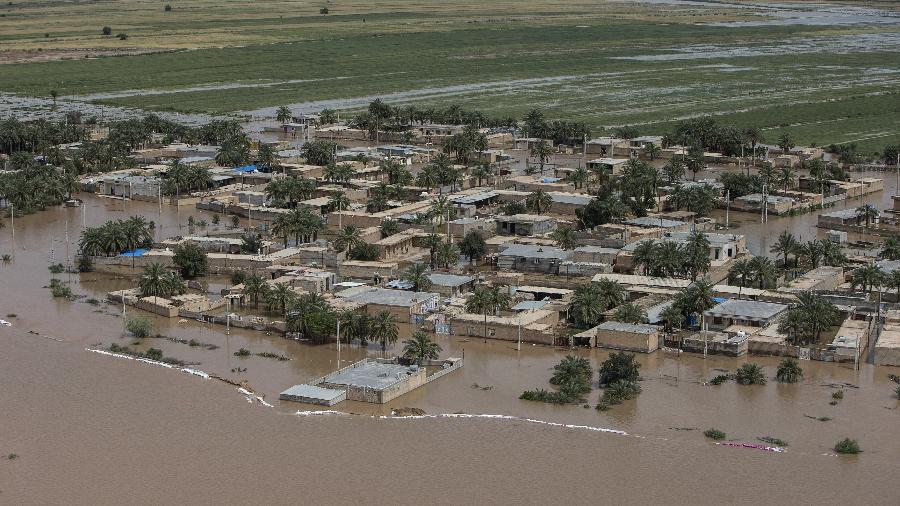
xmin=120 ymin=248 xmax=149 ymax=257
xmin=233 ymin=164 xmax=258 ymax=173
xmin=541 ymin=177 xmax=561 ymax=183
xmin=712 ymin=297 xmax=727 ymax=303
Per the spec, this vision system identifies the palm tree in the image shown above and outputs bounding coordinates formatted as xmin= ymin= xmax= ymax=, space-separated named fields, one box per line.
xmin=550 ymin=227 xmax=579 ymax=250
xmin=852 ymin=265 xmax=885 ymax=293
xmin=879 ymin=236 xmax=900 ymax=261
xmin=612 ymin=303 xmax=648 ymax=324
xmin=888 ymin=270 xmax=900 ymax=299
xmin=770 ymin=231 xmax=799 ymax=267
xmin=242 ymin=274 xmax=269 ymax=308
xmin=569 ymin=284 xmax=605 ymax=328
xmin=728 ymin=258 xmax=754 ymax=299
xmin=735 ymin=363 xmax=767 ymax=385
xmin=275 ymin=105 xmax=292 ymax=124
xmin=334 ymin=225 xmax=362 ymax=254
xmin=642 ymin=143 xmax=661 ymax=160
xmin=855 ymin=204 xmax=879 ymax=228
xmin=748 ymin=256 xmax=777 ymax=289
xmin=139 ymin=263 xmax=170 ymax=299
xmin=403 ymin=263 xmax=432 ymax=292
xmin=776 ymin=358 xmax=803 ymax=383
xmin=660 ymin=303 xmax=685 ymax=333
xmin=424 ymin=233 xmax=442 ymax=268
xmin=329 ymin=191 xmax=351 ymax=228
xmin=402 ymin=331 xmax=442 ymax=363
xmin=684 ymin=231 xmax=711 ymax=281
xmin=631 ymin=240 xmax=656 ymax=275
xmin=525 ymin=189 xmax=553 ymax=214
xmin=465 ymin=285 xmax=511 ymax=340
xmin=435 ymin=241 xmax=460 ymax=268
xmin=595 ymin=278 xmax=626 ymax=309
xmin=265 ymin=283 xmax=295 ymax=315
xmin=662 ymin=158 xmax=685 ymax=184
xmin=470 ymin=164 xmax=492 ymax=187
xmin=369 ymin=310 xmax=399 ymax=352
xmin=800 ymin=240 xmax=824 ymax=269
xmin=566 ymin=167 xmax=589 ymax=190
xmin=779 ymin=167 xmax=796 ymax=190
xmin=530 ymin=140 xmax=552 ymax=175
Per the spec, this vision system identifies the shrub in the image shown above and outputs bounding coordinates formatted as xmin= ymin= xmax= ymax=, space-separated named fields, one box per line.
xmin=520 ymin=389 xmax=571 ymax=404
xmin=832 ymin=390 xmax=844 ymax=400
xmin=234 ymin=348 xmax=251 ymax=357
xmin=599 ymin=379 xmax=641 ymax=407
xmin=231 ymin=215 xmax=240 ymax=228
xmin=48 ymin=263 xmax=65 ymax=273
xmin=320 ymin=6 xmax=329 ymax=14
xmin=598 ymin=352 xmax=641 ymax=386
xmin=211 ymin=214 xmax=220 ymax=225
xmin=164 ymin=4 xmax=172 ymax=11
xmin=2 ymin=254 xmax=11 ymax=263
xmin=102 ymin=26 xmax=112 ymax=35
xmin=230 ymin=270 xmax=247 ymax=285
xmin=735 ymin=363 xmax=767 ymax=385
xmin=776 ymin=358 xmax=802 ymax=383
xmin=758 ymin=436 xmax=788 ymax=447
xmin=125 ymin=315 xmax=153 ymax=338
xmin=895 ymin=386 xmax=900 ymax=400
xmin=173 ymin=240 xmax=208 ymax=278
xmin=117 ymin=33 xmax=128 ymax=40
xmin=833 ymin=438 xmax=861 ymax=454
xmin=49 ymin=279 xmax=72 ymax=298
xmin=710 ymin=374 xmax=730 ymax=385
xmin=77 ymin=255 xmax=94 ymax=272
xmin=7 ymin=453 xmax=17 ymax=460
xmin=704 ymin=428 xmax=726 ymax=440
xmin=144 ymin=347 xmax=164 ymax=361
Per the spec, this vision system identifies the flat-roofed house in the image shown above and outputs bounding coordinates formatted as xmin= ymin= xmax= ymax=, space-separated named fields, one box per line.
xmin=496 ymin=214 xmax=557 ymax=236
xmin=498 ymin=244 xmax=573 ymax=274
xmin=702 ymin=299 xmax=789 ymax=331
xmin=335 ymin=286 xmax=439 ymax=323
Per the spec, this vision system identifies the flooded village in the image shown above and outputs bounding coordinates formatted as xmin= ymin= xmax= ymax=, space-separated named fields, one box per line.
xmin=1 ymin=1 xmax=900 ymax=503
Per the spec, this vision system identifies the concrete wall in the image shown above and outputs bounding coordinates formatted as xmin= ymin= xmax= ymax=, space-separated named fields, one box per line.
xmin=595 ymin=328 xmax=660 ymax=353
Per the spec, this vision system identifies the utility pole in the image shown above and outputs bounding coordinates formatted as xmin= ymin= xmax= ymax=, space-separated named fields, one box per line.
xmin=725 ymin=189 xmax=730 ymax=229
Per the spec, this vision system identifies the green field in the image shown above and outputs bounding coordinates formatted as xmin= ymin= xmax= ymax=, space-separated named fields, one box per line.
xmin=0 ymin=0 xmax=898 ymax=152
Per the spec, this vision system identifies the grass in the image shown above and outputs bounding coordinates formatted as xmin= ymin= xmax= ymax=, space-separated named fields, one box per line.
xmin=0 ymin=1 xmax=897 ymax=150
xmin=233 ymin=347 xmax=251 ymax=357
xmin=757 ymin=436 xmax=788 ymax=447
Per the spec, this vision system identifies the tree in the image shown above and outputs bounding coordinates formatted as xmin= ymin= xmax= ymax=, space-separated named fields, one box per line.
xmin=855 ymin=204 xmax=879 ymax=228
xmin=334 ymin=225 xmax=362 ymax=254
xmin=776 ymin=358 xmax=803 ymax=383
xmin=565 ymin=166 xmax=589 ymax=190
xmin=465 ymin=285 xmax=511 ymax=340
xmin=748 ymin=255 xmax=777 ymax=289
xmin=771 ymin=231 xmax=799 ymax=267
xmin=550 ymin=227 xmax=579 ymax=250
xmin=735 ymin=363 xmax=767 ymax=385
xmin=777 ymin=132 xmax=794 ymax=154
xmin=172 ymin=240 xmax=208 ymax=279
xmin=799 ymin=240 xmax=824 ymax=269
xmin=470 ymin=164 xmax=493 ymax=187
xmin=266 ymin=283 xmax=296 ymax=315
xmin=275 ymin=105 xmax=292 ymax=124
xmin=139 ymin=263 xmax=184 ymax=299
xmin=660 ymin=304 xmax=685 ymax=333
xmin=402 ymin=331 xmax=443 ymax=363
xmin=662 ymin=158 xmax=685 ymax=185
xmin=300 ymin=140 xmax=337 ymax=166
xmin=779 ymin=167 xmax=796 ymax=190
xmin=459 ymin=230 xmax=486 ymax=264
xmin=683 ymin=231 xmax=711 ymax=281
xmin=570 ymin=280 xmax=624 ymax=328
xmin=102 ymin=26 xmax=112 ymax=36
xmin=642 ymin=143 xmax=661 ymax=160
xmin=530 ymin=140 xmax=553 ymax=175
xmin=778 ymin=291 xmax=839 ymax=345
xmin=369 ymin=310 xmax=399 ymax=352
xmin=403 ymin=263 xmax=432 ymax=292
xmin=242 ymin=274 xmax=269 ymax=308
xmin=612 ymin=303 xmax=648 ymax=324
xmin=320 ymin=108 xmax=337 ymax=125
xmin=435 ymin=240 xmax=460 ymax=268
xmin=380 ymin=218 xmax=400 ymax=239
xmin=576 ymin=185 xmax=627 ymax=229
xmin=728 ymin=258 xmax=754 ymax=299
xmin=598 ymin=352 xmax=640 ymax=386
xmin=125 ymin=315 xmax=153 ymax=338
xmin=672 ymin=278 xmax=715 ymax=325
xmin=852 ymin=265 xmax=885 ymax=293
xmin=879 ymin=236 xmax=900 ymax=261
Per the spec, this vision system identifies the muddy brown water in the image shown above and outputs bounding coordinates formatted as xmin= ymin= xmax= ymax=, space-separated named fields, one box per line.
xmin=2 ymin=190 xmax=899 ymax=504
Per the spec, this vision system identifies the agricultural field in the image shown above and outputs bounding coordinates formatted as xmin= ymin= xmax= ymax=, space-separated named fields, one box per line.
xmin=0 ymin=0 xmax=898 ymax=152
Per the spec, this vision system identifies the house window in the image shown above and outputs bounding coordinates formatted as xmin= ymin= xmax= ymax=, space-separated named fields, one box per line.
xmin=488 ymin=328 xmax=496 ymax=337
xmin=714 ymin=317 xmax=724 ymax=325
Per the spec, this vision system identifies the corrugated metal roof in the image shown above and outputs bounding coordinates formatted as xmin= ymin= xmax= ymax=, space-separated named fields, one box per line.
xmin=280 ymin=384 xmax=345 ymax=401
xmin=597 ymin=321 xmax=659 ymax=334
xmin=704 ymin=299 xmax=788 ymax=319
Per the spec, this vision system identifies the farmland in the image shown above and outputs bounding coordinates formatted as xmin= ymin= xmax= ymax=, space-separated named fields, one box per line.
xmin=0 ymin=0 xmax=898 ymax=151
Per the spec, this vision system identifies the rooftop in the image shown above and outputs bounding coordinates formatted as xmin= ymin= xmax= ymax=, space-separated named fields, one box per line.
xmin=624 ymin=217 xmax=686 ymax=229
xmin=428 ymin=273 xmax=475 ymax=287
xmin=704 ymin=299 xmax=789 ymax=320
xmin=336 ymin=287 xmax=438 ymax=307
xmin=324 ymin=361 xmax=417 ymax=390
xmin=499 ymin=244 xmax=573 ymax=260
xmin=596 ymin=321 xmax=659 ymax=334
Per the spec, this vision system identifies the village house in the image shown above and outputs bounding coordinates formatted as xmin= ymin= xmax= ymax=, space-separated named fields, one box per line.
xmin=577 ymin=321 xmax=662 ymax=353
xmin=427 ymin=273 xmax=476 ymax=298
xmin=586 ymin=158 xmax=628 ymax=177
xmin=335 ymin=286 xmax=439 ymax=324
xmin=498 ymin=244 xmax=573 ymax=274
xmin=496 ymin=214 xmax=557 ymax=236
xmin=702 ymin=299 xmax=789 ymax=331
xmin=448 ymin=309 xmax=558 ymax=345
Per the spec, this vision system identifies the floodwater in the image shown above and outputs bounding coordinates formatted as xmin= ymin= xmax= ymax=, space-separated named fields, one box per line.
xmin=2 ymin=187 xmax=900 ymax=503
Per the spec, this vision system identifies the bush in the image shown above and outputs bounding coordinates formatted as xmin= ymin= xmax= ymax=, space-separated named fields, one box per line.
xmin=48 ymin=263 xmax=65 ymax=273
xmin=735 ymin=363 xmax=767 ymax=385
xmin=77 ymin=255 xmax=94 ymax=272
xmin=117 ymin=33 xmax=128 ymax=40
xmin=230 ymin=270 xmax=247 ymax=285
xmin=49 ymin=279 xmax=72 ymax=298
xmin=709 ymin=374 xmax=730 ymax=385
xmin=833 ymin=438 xmax=861 ymax=454
xmin=757 ymin=436 xmax=788 ymax=447
xmin=520 ymin=388 xmax=573 ymax=404
xmin=144 ymin=347 xmax=164 ymax=361
xmin=598 ymin=352 xmax=640 ymax=385
xmin=704 ymin=428 xmax=727 ymax=440
xmin=102 ymin=26 xmax=112 ymax=36
xmin=234 ymin=348 xmax=251 ymax=357
xmin=895 ymin=386 xmax=900 ymax=400
xmin=125 ymin=315 xmax=153 ymax=338
xmin=2 ymin=254 xmax=11 ymax=263
xmin=598 ymin=379 xmax=641 ymax=408
xmin=211 ymin=214 xmax=220 ymax=225
xmin=776 ymin=358 xmax=802 ymax=383
xmin=320 ymin=6 xmax=329 ymax=14
xmin=164 ymin=4 xmax=172 ymax=11
xmin=832 ymin=390 xmax=844 ymax=400
xmin=173 ymin=240 xmax=208 ymax=278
